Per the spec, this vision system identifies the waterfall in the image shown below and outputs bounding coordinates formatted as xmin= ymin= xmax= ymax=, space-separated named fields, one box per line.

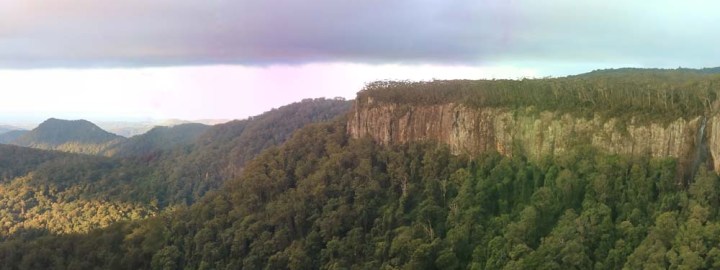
xmin=690 ymin=116 xmax=709 ymax=183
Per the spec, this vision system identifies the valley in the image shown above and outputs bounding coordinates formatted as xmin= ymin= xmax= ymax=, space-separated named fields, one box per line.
xmin=0 ymin=98 xmax=350 ymax=239
xmin=2 ymin=70 xmax=720 ymax=269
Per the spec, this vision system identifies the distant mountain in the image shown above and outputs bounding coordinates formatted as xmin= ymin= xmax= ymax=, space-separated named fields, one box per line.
xmin=575 ymin=66 xmax=720 ymax=77
xmin=103 ymin=123 xmax=210 ymax=157
xmin=0 ymin=130 xmax=29 ymax=144
xmin=98 ymin=119 xmax=229 ymax=137
xmin=97 ymin=123 xmax=156 ymax=138
xmin=0 ymin=98 xmax=350 ymax=240
xmin=0 ymin=125 xmax=24 ymax=135
xmin=11 ymin=118 xmax=125 ymax=155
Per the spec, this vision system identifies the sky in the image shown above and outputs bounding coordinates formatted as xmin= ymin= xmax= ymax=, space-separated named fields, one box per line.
xmin=0 ymin=0 xmax=718 ymax=123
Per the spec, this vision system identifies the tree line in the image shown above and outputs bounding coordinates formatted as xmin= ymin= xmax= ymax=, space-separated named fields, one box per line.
xmin=2 ymin=119 xmax=719 ymax=269
xmin=359 ymin=69 xmax=720 ymax=121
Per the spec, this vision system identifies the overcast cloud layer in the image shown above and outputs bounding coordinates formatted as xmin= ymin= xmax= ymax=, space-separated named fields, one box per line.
xmin=1 ymin=0 xmax=718 ymax=68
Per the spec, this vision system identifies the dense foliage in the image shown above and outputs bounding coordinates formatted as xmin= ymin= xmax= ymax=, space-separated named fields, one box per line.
xmin=359 ymin=69 xmax=720 ymax=121
xmin=3 ymin=119 xmax=719 ymax=269
xmin=139 ymin=98 xmax=351 ymax=205
xmin=0 ymin=146 xmax=157 ymax=238
xmin=0 ymin=98 xmax=350 ymax=241
xmin=5 ymin=70 xmax=720 ymax=269
xmin=102 ymin=123 xmax=210 ymax=157
xmin=0 ymin=145 xmax=66 ymax=182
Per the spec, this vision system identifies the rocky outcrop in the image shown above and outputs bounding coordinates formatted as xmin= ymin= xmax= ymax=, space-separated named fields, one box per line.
xmin=348 ymin=97 xmax=718 ymax=175
xmin=707 ymin=115 xmax=720 ymax=172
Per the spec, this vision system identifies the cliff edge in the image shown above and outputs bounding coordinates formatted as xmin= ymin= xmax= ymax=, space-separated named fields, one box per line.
xmin=348 ymin=74 xmax=720 ymax=181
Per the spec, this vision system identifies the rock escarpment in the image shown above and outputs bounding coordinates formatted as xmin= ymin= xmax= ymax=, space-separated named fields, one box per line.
xmin=348 ymin=96 xmax=717 ymax=175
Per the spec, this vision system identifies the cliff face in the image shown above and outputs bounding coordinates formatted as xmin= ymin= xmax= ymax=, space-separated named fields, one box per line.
xmin=348 ymin=97 xmax=717 ymax=174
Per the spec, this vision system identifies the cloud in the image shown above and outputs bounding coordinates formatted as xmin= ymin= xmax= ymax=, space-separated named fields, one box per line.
xmin=0 ymin=0 xmax=718 ymax=68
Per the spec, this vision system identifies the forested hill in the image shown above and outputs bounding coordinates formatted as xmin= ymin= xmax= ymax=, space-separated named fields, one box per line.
xmin=9 ymin=118 xmax=125 ymax=155
xmin=2 ymin=98 xmax=352 ymax=160
xmin=0 ymin=145 xmax=158 ymax=238
xmin=4 ymin=114 xmax=720 ymax=269
xmin=6 ymin=69 xmax=720 ymax=269
xmin=139 ymin=98 xmax=353 ymax=205
xmin=0 ymin=98 xmax=351 ymax=243
xmin=102 ymin=123 xmax=210 ymax=157
xmin=0 ymin=130 xmax=28 ymax=144
xmin=0 ymin=126 xmax=17 ymax=135
xmin=0 ymin=144 xmax=67 ymax=181
xmin=187 ymin=97 xmax=353 ymax=180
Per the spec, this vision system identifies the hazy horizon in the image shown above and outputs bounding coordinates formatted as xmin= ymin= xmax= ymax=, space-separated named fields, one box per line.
xmin=0 ymin=115 xmax=232 ymax=130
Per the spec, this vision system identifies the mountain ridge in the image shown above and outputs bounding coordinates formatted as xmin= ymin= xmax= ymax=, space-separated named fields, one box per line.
xmin=98 ymin=119 xmax=229 ymax=137
xmin=101 ymin=123 xmax=210 ymax=157
xmin=0 ymin=98 xmax=352 ymax=240
xmin=0 ymin=130 xmax=29 ymax=144
xmin=9 ymin=118 xmax=125 ymax=155
xmin=0 ymin=125 xmax=23 ymax=135
xmin=5 ymin=70 xmax=720 ymax=268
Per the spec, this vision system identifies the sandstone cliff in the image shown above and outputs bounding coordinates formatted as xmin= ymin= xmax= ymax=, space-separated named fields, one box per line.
xmin=348 ymin=96 xmax=717 ymax=177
